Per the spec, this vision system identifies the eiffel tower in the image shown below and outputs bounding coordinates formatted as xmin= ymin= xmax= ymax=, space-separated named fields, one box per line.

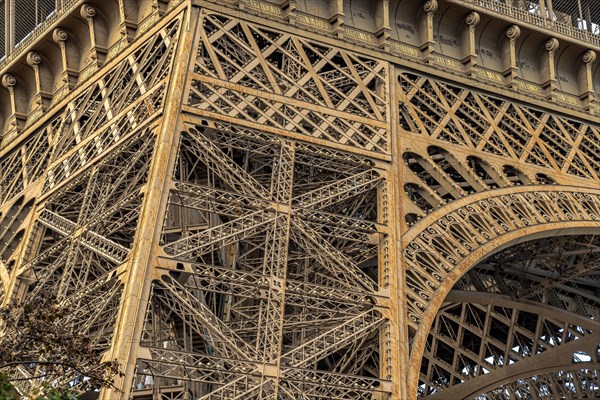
xmin=0 ymin=0 xmax=599 ymax=399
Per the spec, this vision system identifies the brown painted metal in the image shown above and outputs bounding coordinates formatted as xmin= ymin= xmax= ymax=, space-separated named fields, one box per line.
xmin=0 ymin=1 xmax=598 ymax=399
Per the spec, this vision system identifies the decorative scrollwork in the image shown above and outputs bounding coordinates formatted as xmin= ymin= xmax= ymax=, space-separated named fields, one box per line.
xmin=26 ymin=52 xmax=42 ymax=66
xmin=404 ymin=187 xmax=600 ymax=331
xmin=583 ymin=49 xmax=597 ymax=64
xmin=545 ymin=37 xmax=560 ymax=52
xmin=2 ymin=74 xmax=16 ymax=88
xmin=52 ymin=28 xmax=68 ymax=43
xmin=505 ymin=24 xmax=521 ymax=40
xmin=465 ymin=11 xmax=480 ymax=27
xmin=423 ymin=0 xmax=438 ymax=13
xmin=80 ymin=4 xmax=96 ymax=19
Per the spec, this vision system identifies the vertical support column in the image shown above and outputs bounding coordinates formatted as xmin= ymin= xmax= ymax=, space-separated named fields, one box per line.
xmin=541 ymin=37 xmax=559 ymax=99
xmin=2 ymin=74 xmax=19 ymax=140
xmin=582 ymin=0 xmax=592 ymax=33
xmin=328 ymin=0 xmax=344 ymax=37
xmin=375 ymin=0 xmax=390 ymax=49
xmin=5 ymin=0 xmax=15 ymax=56
xmin=257 ymin=139 xmax=295 ymax=399
xmin=283 ymin=0 xmax=297 ymax=24
xmin=80 ymin=4 xmax=104 ymax=70
xmin=118 ymin=0 xmax=137 ymax=43
xmin=538 ymin=0 xmax=547 ymax=18
xmin=419 ymin=0 xmax=437 ymax=63
xmin=26 ymin=52 xmax=43 ymax=118
xmin=377 ymin=174 xmax=392 ymax=400
xmin=502 ymin=25 xmax=520 ymax=87
xmin=461 ymin=11 xmax=480 ymax=75
xmin=384 ymin=64 xmax=410 ymax=400
xmin=578 ymin=49 xmax=596 ymax=111
xmin=98 ymin=7 xmax=196 ymax=400
xmin=545 ymin=0 xmax=554 ymax=22
xmin=52 ymin=28 xmax=70 ymax=95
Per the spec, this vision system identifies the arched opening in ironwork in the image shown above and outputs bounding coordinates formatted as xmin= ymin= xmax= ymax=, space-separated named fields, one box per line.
xmin=417 ymin=233 xmax=600 ymax=399
xmin=404 ymin=186 xmax=600 ymax=399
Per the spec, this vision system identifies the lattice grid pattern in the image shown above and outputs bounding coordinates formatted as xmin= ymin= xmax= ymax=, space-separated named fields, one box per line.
xmin=137 ymin=120 xmax=390 ymax=398
xmin=0 ymin=12 xmax=183 ymax=394
xmin=190 ymin=11 xmax=389 ymax=154
xmin=0 ymin=3 xmax=599 ymax=400
xmin=398 ymin=72 xmax=600 ymax=181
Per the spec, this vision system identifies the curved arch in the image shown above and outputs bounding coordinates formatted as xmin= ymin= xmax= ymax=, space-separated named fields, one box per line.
xmin=445 ymin=290 xmax=600 ymax=332
xmin=403 ymin=185 xmax=600 ymax=395
xmin=515 ymin=31 xmax=543 ymax=83
xmin=476 ymin=18 xmax=502 ymax=71
xmin=432 ymin=5 xmax=461 ymax=60
xmin=502 ymin=164 xmax=531 ymax=184
xmin=428 ymin=362 xmax=599 ymax=400
xmin=390 ymin=0 xmax=420 ymax=45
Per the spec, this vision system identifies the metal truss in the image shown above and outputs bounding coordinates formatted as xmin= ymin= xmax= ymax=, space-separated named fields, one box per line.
xmin=403 ymin=188 xmax=600 ymax=329
xmin=0 ymin=10 xmax=183 ymax=395
xmin=397 ymin=71 xmax=599 ymax=183
xmin=420 ymin=235 xmax=600 ymax=399
xmin=0 ymin=2 xmax=599 ymax=400
xmin=142 ymin=117 xmax=388 ymax=399
xmin=189 ymin=11 xmax=389 ymax=156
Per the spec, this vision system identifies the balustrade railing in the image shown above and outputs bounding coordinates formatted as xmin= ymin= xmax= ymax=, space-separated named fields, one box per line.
xmin=0 ymin=0 xmax=83 ymax=72
xmin=1 ymin=0 xmax=597 ymax=77
xmin=456 ymin=0 xmax=600 ymax=46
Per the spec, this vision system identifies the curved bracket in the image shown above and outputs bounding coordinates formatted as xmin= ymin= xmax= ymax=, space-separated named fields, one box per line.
xmin=403 ymin=185 xmax=600 ymax=394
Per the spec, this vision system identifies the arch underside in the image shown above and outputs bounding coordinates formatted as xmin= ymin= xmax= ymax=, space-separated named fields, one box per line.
xmin=1 ymin=2 xmax=600 ymax=399
xmin=396 ymin=50 xmax=600 ymax=400
xmin=416 ymin=234 xmax=600 ymax=399
xmin=404 ymin=185 xmax=600 ymax=329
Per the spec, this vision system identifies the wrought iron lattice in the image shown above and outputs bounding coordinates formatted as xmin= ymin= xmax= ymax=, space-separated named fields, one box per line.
xmin=0 ymin=1 xmax=598 ymax=400
xmin=0 ymin=10 xmax=183 ymax=396
xmin=420 ymin=235 xmax=600 ymax=399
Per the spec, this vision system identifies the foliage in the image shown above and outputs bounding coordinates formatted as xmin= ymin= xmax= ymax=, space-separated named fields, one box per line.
xmin=0 ymin=374 xmax=79 ymax=399
xmin=0 ymin=372 xmax=19 ymax=399
xmin=0 ymin=288 xmax=122 ymax=398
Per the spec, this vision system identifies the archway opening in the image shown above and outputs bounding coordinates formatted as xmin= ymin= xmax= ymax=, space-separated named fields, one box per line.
xmin=418 ymin=234 xmax=600 ymax=399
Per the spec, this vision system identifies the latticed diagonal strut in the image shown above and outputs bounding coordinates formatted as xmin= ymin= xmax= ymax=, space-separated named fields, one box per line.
xmin=291 ymin=218 xmax=376 ymax=293
xmin=164 ymin=262 xmax=372 ymax=313
xmin=171 ymin=182 xmax=377 ymax=243
xmin=170 ymin=182 xmax=268 ymax=216
xmin=38 ymin=209 xmax=130 ymax=265
xmin=140 ymin=347 xmax=260 ymax=384
xmin=156 ymin=277 xmax=255 ymax=360
xmin=186 ymin=310 xmax=384 ymax=399
xmin=283 ymin=309 xmax=383 ymax=368
xmin=154 ymin=124 xmax=385 ymax=397
xmin=162 ymin=210 xmax=277 ymax=259
xmin=162 ymin=141 xmax=298 ymax=399
xmin=254 ymin=140 xmax=294 ymax=399
xmin=183 ymin=127 xmax=272 ymax=200
xmin=163 ymin=128 xmax=381 ymax=269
